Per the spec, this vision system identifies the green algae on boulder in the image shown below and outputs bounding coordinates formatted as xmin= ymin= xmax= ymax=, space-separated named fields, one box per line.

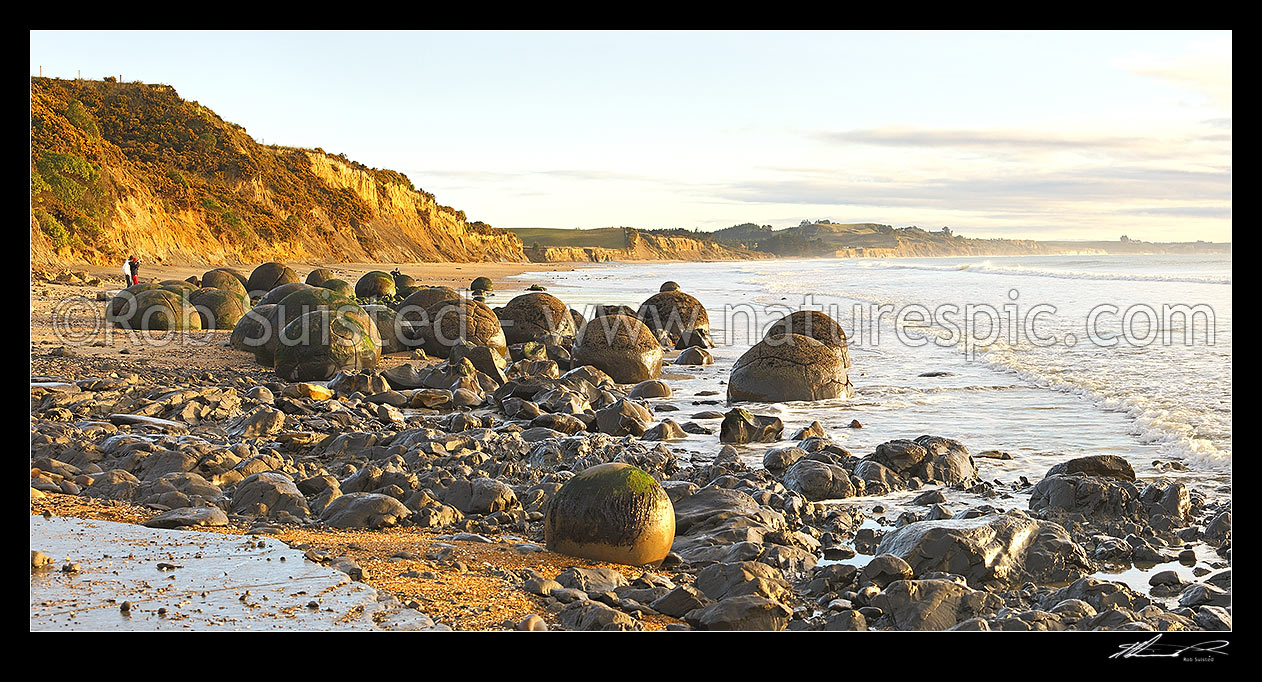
xmin=254 ymin=287 xmax=357 ymax=366
xmin=106 ymin=284 xmax=162 ymax=325
xmin=355 ymin=270 xmax=397 ymax=300
xmin=318 ymin=278 xmax=355 ymax=299
xmin=273 ymin=307 xmax=382 ymax=381
xmin=188 ymin=287 xmax=247 ymax=330
xmin=247 ymin=262 xmax=300 ymax=297
xmin=572 ymin=314 xmax=662 ymax=384
xmin=471 ymin=276 xmax=494 ymax=293
xmin=200 ymin=269 xmax=250 ymax=301
xmin=205 ymin=267 xmax=248 ymax=288
xmin=497 ymin=292 xmax=577 ymax=344
xmin=419 ymin=298 xmax=507 ymax=358
xmin=361 ymin=304 xmax=408 ymax=355
xmin=544 ymin=463 xmax=676 ymax=567
xmin=727 ymin=333 xmax=854 ymax=403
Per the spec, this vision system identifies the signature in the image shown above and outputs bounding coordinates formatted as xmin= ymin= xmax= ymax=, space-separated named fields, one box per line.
xmin=1110 ymin=634 xmax=1230 ymax=660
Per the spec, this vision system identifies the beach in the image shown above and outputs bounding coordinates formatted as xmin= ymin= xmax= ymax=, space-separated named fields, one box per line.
xmin=30 ymin=256 xmax=1232 ymax=631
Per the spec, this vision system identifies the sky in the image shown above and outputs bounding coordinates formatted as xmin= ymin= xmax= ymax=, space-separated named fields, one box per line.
xmin=29 ymin=30 xmax=1232 ymax=242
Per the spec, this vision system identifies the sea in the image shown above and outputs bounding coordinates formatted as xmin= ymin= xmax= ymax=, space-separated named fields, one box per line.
xmin=509 ymin=253 xmax=1232 ymax=508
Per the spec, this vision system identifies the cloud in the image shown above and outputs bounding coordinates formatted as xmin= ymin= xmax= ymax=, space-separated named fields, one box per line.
xmin=1116 ymin=35 xmax=1232 ymax=109
xmin=813 ymin=127 xmax=1151 ymax=151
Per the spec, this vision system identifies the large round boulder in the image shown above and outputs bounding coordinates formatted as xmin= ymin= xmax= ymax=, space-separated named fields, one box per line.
xmin=273 ymin=307 xmax=381 ymax=381
xmin=572 ymin=314 xmax=662 ymax=384
xmin=355 ymin=271 xmax=397 ymax=300
xmin=727 ymin=333 xmax=854 ymax=403
xmin=110 ymin=289 xmax=202 ymax=331
xmin=392 ymin=272 xmax=418 ymax=290
xmin=205 ymin=267 xmax=248 ymax=288
xmin=201 ymin=269 xmax=250 ymax=300
xmin=636 ymin=290 xmax=710 ymax=348
xmin=305 ymin=268 xmax=336 ymax=287
xmin=471 ymin=276 xmax=494 ymax=293
xmin=255 ymin=287 xmax=357 ymax=365
xmin=258 ymin=282 xmax=313 ymax=306
xmin=106 ymin=284 xmax=162 ymax=325
xmin=419 ymin=298 xmax=507 ymax=358
xmin=247 ymin=262 xmax=300 ymax=298
xmin=231 ymin=304 xmax=276 ymax=352
xmin=361 ymin=304 xmax=407 ymax=355
xmin=317 ymin=278 xmax=355 ymax=298
xmin=497 ymin=292 xmax=577 ymax=344
xmin=544 ymin=463 xmax=676 ymax=567
xmin=188 ymin=287 xmax=247 ymax=330
xmin=764 ymin=311 xmax=852 ymax=367
xmin=659 ymin=281 xmax=680 ymax=292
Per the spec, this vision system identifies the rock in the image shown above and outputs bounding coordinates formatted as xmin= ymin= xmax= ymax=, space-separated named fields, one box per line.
xmin=246 ymin=262 xmax=300 ymax=298
xmin=230 ymin=472 xmax=309 ymax=520
xmin=1177 ymin=583 xmax=1231 ymax=608
xmin=791 ymin=421 xmax=826 ymax=440
xmin=273 ymin=308 xmax=382 ymax=381
xmin=305 ymin=268 xmax=336 ymax=287
xmin=283 ymin=382 xmax=335 ymax=401
xmin=361 ymin=304 xmax=407 ymax=355
xmin=516 ymin=614 xmax=548 ymax=631
xmin=227 ymin=407 xmax=286 ymax=438
xmin=189 ymin=288 xmax=247 ymax=330
xmin=719 ymin=408 xmax=783 ymax=444
xmin=650 ymin=584 xmax=711 ymax=618
xmin=354 ymin=271 xmax=397 ymax=300
xmin=1029 ymin=474 xmax=1142 ymax=520
xmin=686 ymin=595 xmax=791 ymax=631
xmin=572 ymin=314 xmax=663 ymax=384
xmin=109 ymin=289 xmax=202 ymax=331
xmin=763 ymin=311 xmax=852 ymax=364
xmin=258 ymin=282 xmax=315 ymax=306
xmin=642 ymin=419 xmax=687 ymax=441
xmin=419 ymin=299 xmax=507 ymax=359
xmin=636 ymin=290 xmax=710 ymax=348
xmin=762 ymin=446 xmax=806 ymax=474
xmin=1194 ymin=606 xmax=1232 ymax=630
xmin=594 ymin=399 xmax=653 ymax=437
xmin=782 ymin=458 xmax=855 ymax=501
xmin=555 ymin=567 xmax=629 ymax=594
xmin=545 ymin=463 xmax=676 ymax=567
xmin=871 ymin=579 xmax=1003 ymax=630
xmin=231 ymin=305 xmax=277 ymax=352
xmin=143 ymin=506 xmax=229 ymax=529
xmin=695 ymin=561 xmax=791 ymax=603
xmin=860 ymin=554 xmax=914 ymax=588
xmin=875 ymin=513 xmax=1091 ymax=587
xmin=629 ymin=379 xmax=672 ymax=399
xmin=727 ymin=333 xmax=853 ymax=403
xmin=674 ymin=346 xmax=714 ymax=366
xmin=320 ymin=493 xmax=412 ymax=529
xmin=824 ymin=609 xmax=867 ymax=631
xmin=1046 ymin=454 xmax=1136 ymax=482
xmin=470 ymin=276 xmax=494 ymax=293
xmin=558 ymin=600 xmax=640 ymax=631
xmin=497 ymin=292 xmax=577 ymax=344
xmin=659 ymin=281 xmax=680 ymax=292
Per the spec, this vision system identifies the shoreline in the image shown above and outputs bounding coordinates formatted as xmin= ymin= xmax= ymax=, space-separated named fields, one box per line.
xmin=29 ymin=260 xmax=1232 ymax=632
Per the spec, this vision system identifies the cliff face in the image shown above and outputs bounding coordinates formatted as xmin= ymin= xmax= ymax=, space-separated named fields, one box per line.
xmin=30 ymin=78 xmax=526 ymax=267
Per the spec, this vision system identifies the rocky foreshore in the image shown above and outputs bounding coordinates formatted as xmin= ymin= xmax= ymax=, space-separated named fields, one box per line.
xmin=29 ymin=269 xmax=1231 ymax=632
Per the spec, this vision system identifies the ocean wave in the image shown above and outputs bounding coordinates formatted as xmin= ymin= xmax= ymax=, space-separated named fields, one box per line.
xmin=851 ymin=260 xmax=1231 ymax=285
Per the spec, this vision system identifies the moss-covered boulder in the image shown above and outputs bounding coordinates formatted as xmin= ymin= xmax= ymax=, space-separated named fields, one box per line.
xmin=273 ymin=307 xmax=382 ymax=381
xmin=200 ymin=269 xmax=250 ymax=301
xmin=498 ymin=292 xmax=577 ymax=344
xmin=258 ymin=282 xmax=313 ymax=306
xmin=763 ymin=311 xmax=852 ymax=367
xmin=419 ymin=298 xmax=507 ymax=358
xmin=106 ymin=284 xmax=162 ymax=325
xmin=205 ymin=267 xmax=248 ymax=289
xmin=361 ymin=304 xmax=407 ymax=355
xmin=111 ymin=289 xmax=202 ymax=331
xmin=247 ymin=262 xmax=300 ymax=297
xmin=544 ymin=463 xmax=675 ymax=567
xmin=355 ymin=270 xmax=397 ymax=300
xmin=470 ymin=276 xmax=494 ymax=293
xmin=728 ymin=333 xmax=854 ymax=403
xmin=189 ymin=288 xmax=247 ymax=330
xmin=231 ymin=304 xmax=276 ymax=352
xmin=572 ymin=314 xmax=662 ymax=384
xmin=392 ymin=272 xmax=418 ymax=290
xmin=254 ymin=287 xmax=357 ymax=366
xmin=158 ymin=279 xmax=199 ymax=297
xmin=636 ymin=290 xmax=710 ymax=348
xmin=317 ymin=278 xmax=355 ymax=298
xmin=306 ymin=268 xmax=336 ymax=287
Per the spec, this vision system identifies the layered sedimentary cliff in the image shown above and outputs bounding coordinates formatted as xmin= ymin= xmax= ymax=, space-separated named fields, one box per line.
xmin=30 ymin=77 xmax=526 ymax=267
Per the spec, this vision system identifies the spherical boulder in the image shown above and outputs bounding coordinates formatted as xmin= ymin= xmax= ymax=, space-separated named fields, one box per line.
xmin=498 ymin=292 xmax=577 ymax=344
xmin=305 ymin=268 xmax=336 ymax=287
xmin=572 ymin=314 xmax=663 ymax=384
xmin=420 ymin=298 xmax=507 ymax=358
xmin=361 ymin=304 xmax=407 ymax=355
xmin=247 ymin=262 xmax=300 ymax=297
xmin=636 ymin=290 xmax=710 ymax=348
xmin=188 ymin=287 xmax=247 ymax=330
xmin=355 ymin=271 xmax=397 ymax=300
xmin=255 ymin=287 xmax=357 ymax=365
xmin=318 ymin=278 xmax=355 ymax=298
xmin=544 ymin=463 xmax=676 ymax=567
xmin=106 ymin=284 xmax=162 ymax=325
xmin=201 ymin=269 xmax=250 ymax=300
xmin=764 ymin=311 xmax=852 ymax=367
xmin=727 ymin=333 xmax=854 ymax=403
xmin=205 ymin=267 xmax=248 ymax=288
xmin=392 ymin=272 xmax=418 ymax=290
xmin=659 ymin=281 xmax=680 ymax=292
xmin=111 ymin=289 xmax=202 ymax=331
xmin=231 ymin=304 xmax=276 ymax=352
xmin=470 ymin=276 xmax=494 ymax=293
xmin=258 ymin=282 xmax=314 ymax=306
xmin=273 ymin=307 xmax=382 ymax=381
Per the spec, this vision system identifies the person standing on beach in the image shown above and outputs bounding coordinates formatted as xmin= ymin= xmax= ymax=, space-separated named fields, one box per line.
xmin=126 ymin=256 xmax=140 ymax=286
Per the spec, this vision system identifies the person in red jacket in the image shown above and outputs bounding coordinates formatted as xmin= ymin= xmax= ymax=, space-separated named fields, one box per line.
xmin=126 ymin=256 xmax=140 ymax=286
